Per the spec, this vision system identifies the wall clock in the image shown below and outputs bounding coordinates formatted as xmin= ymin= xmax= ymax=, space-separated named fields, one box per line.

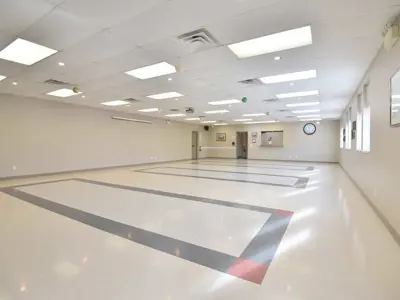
xmin=303 ymin=123 xmax=316 ymax=135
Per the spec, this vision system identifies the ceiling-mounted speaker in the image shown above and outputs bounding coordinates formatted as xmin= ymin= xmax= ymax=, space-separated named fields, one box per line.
xmin=204 ymin=125 xmax=210 ymax=131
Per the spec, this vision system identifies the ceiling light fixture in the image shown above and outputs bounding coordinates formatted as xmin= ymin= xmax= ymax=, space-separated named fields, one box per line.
xmin=58 ymin=62 xmax=65 ymax=66
xmin=47 ymin=88 xmax=81 ymax=98
xmin=244 ymin=121 xmax=277 ymax=124
xmin=228 ymin=26 xmax=312 ymax=58
xmin=213 ymin=123 xmax=228 ymax=126
xmin=208 ymin=99 xmax=240 ymax=105
xmin=165 ymin=114 xmax=186 ymax=117
xmin=292 ymin=109 xmax=321 ymax=114
xmin=168 ymin=78 xmax=172 ymax=81
xmin=125 ymin=62 xmax=176 ymax=79
xmin=0 ymin=75 xmax=6 ymax=82
xmin=101 ymin=100 xmax=130 ymax=106
xmin=202 ymin=121 xmax=217 ymax=124
xmin=12 ymin=82 xmax=17 ymax=85
xmin=234 ymin=119 xmax=252 ymax=122
xmin=285 ymin=102 xmax=320 ymax=107
xmin=204 ymin=110 xmax=230 ymax=114
xmin=82 ymin=95 xmax=86 ymax=98
xmin=147 ymin=92 xmax=183 ymax=100
xmin=392 ymin=95 xmax=400 ymax=99
xmin=392 ymin=103 xmax=400 ymax=107
xmin=242 ymin=113 xmax=266 ymax=117
xmin=392 ymin=110 xmax=399 ymax=113
xmin=260 ymin=70 xmax=316 ymax=84
xmin=185 ymin=117 xmax=201 ymax=121
xmin=274 ymin=56 xmax=281 ymax=61
xmin=289 ymin=82 xmax=295 ymax=86
xmin=138 ymin=108 xmax=160 ymax=112
xmin=0 ymin=38 xmax=57 ymax=65
xmin=299 ymin=118 xmax=322 ymax=121
xmin=277 ymin=90 xmax=319 ymax=99
xmin=296 ymin=114 xmax=320 ymax=118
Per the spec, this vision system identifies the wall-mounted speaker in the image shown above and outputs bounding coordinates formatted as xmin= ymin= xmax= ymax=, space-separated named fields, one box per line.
xmin=204 ymin=125 xmax=209 ymax=131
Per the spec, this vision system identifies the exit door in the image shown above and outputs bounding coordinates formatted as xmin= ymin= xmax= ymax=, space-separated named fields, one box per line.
xmin=236 ymin=132 xmax=248 ymax=159
xmin=192 ymin=131 xmax=199 ymax=160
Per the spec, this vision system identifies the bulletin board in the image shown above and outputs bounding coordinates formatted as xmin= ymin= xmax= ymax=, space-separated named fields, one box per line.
xmin=261 ymin=130 xmax=284 ymax=147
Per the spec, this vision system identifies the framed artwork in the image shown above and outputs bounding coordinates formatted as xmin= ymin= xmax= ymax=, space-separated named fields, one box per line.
xmin=216 ymin=133 xmax=226 ymax=141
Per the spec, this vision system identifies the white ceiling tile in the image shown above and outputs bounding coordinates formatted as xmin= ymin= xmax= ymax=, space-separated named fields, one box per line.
xmin=59 ymin=0 xmax=167 ymax=28
xmin=20 ymin=7 xmax=103 ymax=50
xmin=0 ymin=0 xmax=55 ymax=36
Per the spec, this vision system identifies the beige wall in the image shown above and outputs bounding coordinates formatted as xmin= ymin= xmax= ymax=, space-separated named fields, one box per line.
xmin=0 ymin=94 xmax=206 ymax=178
xmin=340 ymin=42 xmax=400 ymax=235
xmin=204 ymin=121 xmax=339 ymax=162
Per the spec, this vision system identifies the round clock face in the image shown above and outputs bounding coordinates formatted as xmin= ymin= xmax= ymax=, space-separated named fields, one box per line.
xmin=303 ymin=123 xmax=316 ymax=135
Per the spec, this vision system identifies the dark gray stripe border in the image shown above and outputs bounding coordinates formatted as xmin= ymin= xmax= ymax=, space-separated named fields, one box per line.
xmin=192 ymin=161 xmax=314 ymax=171
xmin=0 ymin=178 xmax=293 ymax=285
xmin=135 ymin=167 xmax=309 ymax=189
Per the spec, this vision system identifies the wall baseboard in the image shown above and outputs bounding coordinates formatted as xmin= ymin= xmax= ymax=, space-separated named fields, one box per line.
xmin=0 ymin=159 xmax=191 ymax=182
xmin=340 ymin=164 xmax=400 ymax=248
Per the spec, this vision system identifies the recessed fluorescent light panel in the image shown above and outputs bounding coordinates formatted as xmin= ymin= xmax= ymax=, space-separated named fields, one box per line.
xmin=147 ymin=92 xmax=183 ymax=100
xmin=0 ymin=75 xmax=6 ymax=82
xmin=292 ymin=109 xmax=320 ymax=114
xmin=296 ymin=115 xmax=320 ymax=118
xmin=244 ymin=121 xmax=277 ymax=124
xmin=214 ymin=123 xmax=228 ymax=126
xmin=208 ymin=99 xmax=240 ymax=105
xmin=202 ymin=121 xmax=217 ymax=124
xmin=392 ymin=103 xmax=400 ymax=107
xmin=234 ymin=119 xmax=252 ymax=122
xmin=299 ymin=118 xmax=322 ymax=121
xmin=185 ymin=118 xmax=201 ymax=121
xmin=392 ymin=95 xmax=400 ymax=99
xmin=125 ymin=62 xmax=176 ymax=79
xmin=47 ymin=88 xmax=81 ymax=98
xmin=260 ymin=70 xmax=317 ymax=84
xmin=165 ymin=114 xmax=185 ymax=117
xmin=228 ymin=26 xmax=312 ymax=58
xmin=101 ymin=100 xmax=130 ymax=106
xmin=204 ymin=110 xmax=230 ymax=114
xmin=138 ymin=108 xmax=159 ymax=112
xmin=277 ymin=90 xmax=319 ymax=99
xmin=242 ymin=113 xmax=266 ymax=117
xmin=285 ymin=101 xmax=320 ymax=107
xmin=0 ymin=38 xmax=57 ymax=65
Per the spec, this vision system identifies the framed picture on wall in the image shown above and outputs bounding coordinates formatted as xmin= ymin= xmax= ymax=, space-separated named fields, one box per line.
xmin=216 ymin=133 xmax=226 ymax=141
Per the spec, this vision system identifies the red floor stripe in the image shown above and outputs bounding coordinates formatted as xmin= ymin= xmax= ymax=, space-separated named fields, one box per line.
xmin=227 ymin=258 xmax=269 ymax=285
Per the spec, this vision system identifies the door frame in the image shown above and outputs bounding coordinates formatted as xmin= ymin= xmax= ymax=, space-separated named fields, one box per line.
xmin=192 ymin=131 xmax=199 ymax=160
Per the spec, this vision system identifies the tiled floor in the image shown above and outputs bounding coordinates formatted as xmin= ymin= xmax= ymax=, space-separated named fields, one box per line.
xmin=1 ymin=159 xmax=400 ymax=299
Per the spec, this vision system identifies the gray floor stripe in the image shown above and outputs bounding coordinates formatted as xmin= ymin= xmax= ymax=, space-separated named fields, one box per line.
xmin=135 ymin=170 xmax=303 ymax=188
xmin=239 ymin=214 xmax=291 ymax=264
xmin=2 ymin=188 xmax=237 ymax=274
xmin=75 ymin=178 xmax=278 ymax=214
xmin=199 ymin=160 xmax=313 ymax=169
xmin=190 ymin=162 xmax=314 ymax=171
xmin=2 ymin=178 xmax=294 ymax=285
xmin=139 ymin=166 xmax=307 ymax=180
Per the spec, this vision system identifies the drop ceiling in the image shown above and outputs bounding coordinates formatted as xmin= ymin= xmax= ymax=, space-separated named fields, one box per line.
xmin=0 ymin=0 xmax=399 ymax=124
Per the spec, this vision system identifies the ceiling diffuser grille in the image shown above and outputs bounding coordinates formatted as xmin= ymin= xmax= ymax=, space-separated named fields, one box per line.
xmin=262 ymin=98 xmax=279 ymax=103
xmin=44 ymin=79 xmax=69 ymax=85
xmin=178 ymin=28 xmax=218 ymax=52
xmin=239 ymin=79 xmax=262 ymax=85
xmin=124 ymin=97 xmax=141 ymax=102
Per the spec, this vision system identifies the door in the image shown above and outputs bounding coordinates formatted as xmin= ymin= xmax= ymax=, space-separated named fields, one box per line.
xmin=192 ymin=131 xmax=198 ymax=160
xmin=236 ymin=132 xmax=248 ymax=159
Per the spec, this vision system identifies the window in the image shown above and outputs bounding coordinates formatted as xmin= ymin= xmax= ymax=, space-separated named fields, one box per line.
xmin=356 ymin=94 xmax=363 ymax=151
xmin=345 ymin=107 xmax=352 ymax=149
xmin=340 ymin=123 xmax=344 ymax=149
xmin=362 ymin=84 xmax=370 ymax=152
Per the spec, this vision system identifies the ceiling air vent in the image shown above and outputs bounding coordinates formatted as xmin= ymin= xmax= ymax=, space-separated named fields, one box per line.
xmin=44 ymin=79 xmax=69 ymax=85
xmin=178 ymin=28 xmax=218 ymax=52
xmin=277 ymin=109 xmax=290 ymax=113
xmin=286 ymin=116 xmax=296 ymax=119
xmin=169 ymin=108 xmax=180 ymax=112
xmin=124 ymin=97 xmax=141 ymax=103
xmin=239 ymin=79 xmax=263 ymax=86
xmin=262 ymin=98 xmax=279 ymax=103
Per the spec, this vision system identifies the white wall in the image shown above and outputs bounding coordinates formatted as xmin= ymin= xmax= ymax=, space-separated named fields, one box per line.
xmin=0 ymin=94 xmax=206 ymax=178
xmin=340 ymin=42 xmax=400 ymax=235
xmin=204 ymin=121 xmax=339 ymax=162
